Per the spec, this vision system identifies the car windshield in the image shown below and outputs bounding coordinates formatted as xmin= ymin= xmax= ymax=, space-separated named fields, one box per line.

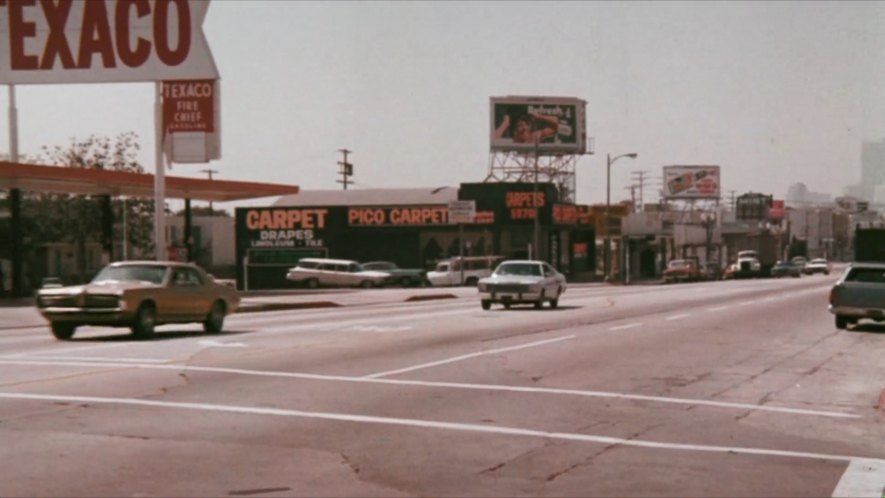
xmin=495 ymin=263 xmax=542 ymax=277
xmin=810 ymin=259 xmax=827 ymax=264
xmin=91 ymin=265 xmax=168 ymax=285
xmin=668 ymin=260 xmax=690 ymax=269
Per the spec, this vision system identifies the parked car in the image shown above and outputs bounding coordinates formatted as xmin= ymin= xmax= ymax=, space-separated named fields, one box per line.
xmin=477 ymin=260 xmax=566 ymax=310
xmin=829 ymin=262 xmax=885 ymax=329
xmin=722 ymin=262 xmax=738 ymax=280
xmin=35 ymin=261 xmax=240 ymax=341
xmin=771 ymin=260 xmax=802 ymax=278
xmin=804 ymin=258 xmax=831 ymax=275
xmin=663 ymin=259 xmax=700 ymax=284
xmin=362 ymin=261 xmax=427 ymax=287
xmin=791 ymin=256 xmax=808 ymax=273
xmin=427 ymin=255 xmax=505 ymax=287
xmin=285 ymin=258 xmax=390 ymax=288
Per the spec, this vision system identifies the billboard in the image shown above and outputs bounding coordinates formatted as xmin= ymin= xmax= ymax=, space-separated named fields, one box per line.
xmin=662 ymin=165 xmax=721 ymax=200
xmin=0 ymin=0 xmax=218 ymax=84
xmin=490 ymin=96 xmax=586 ymax=155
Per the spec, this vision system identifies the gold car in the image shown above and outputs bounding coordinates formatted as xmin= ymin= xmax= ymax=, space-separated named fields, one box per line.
xmin=36 ymin=261 xmax=241 ymax=340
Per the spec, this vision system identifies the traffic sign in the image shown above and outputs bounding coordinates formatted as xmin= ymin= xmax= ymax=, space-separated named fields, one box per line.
xmin=448 ymin=200 xmax=476 ymax=224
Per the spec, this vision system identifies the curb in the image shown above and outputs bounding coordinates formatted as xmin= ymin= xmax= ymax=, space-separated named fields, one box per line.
xmin=236 ymin=301 xmax=340 ymax=314
xmin=405 ymin=294 xmax=458 ymax=302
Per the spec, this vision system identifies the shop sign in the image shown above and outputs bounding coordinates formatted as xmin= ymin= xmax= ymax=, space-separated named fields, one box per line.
xmin=348 ymin=206 xmax=449 ymax=226
xmin=242 ymin=208 xmax=327 ymax=249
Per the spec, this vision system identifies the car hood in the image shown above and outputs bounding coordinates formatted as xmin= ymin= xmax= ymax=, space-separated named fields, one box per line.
xmin=480 ymin=275 xmax=544 ymax=285
xmin=37 ymin=281 xmax=159 ymax=296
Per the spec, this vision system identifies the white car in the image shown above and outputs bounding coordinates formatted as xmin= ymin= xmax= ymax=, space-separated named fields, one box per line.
xmin=426 ymin=256 xmax=504 ymax=287
xmin=805 ymin=258 xmax=831 ymax=275
xmin=477 ymin=260 xmax=567 ymax=310
xmin=285 ymin=258 xmax=390 ymax=288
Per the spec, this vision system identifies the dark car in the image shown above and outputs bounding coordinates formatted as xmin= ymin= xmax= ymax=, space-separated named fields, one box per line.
xmin=362 ymin=261 xmax=428 ymax=287
xmin=771 ymin=260 xmax=802 ymax=278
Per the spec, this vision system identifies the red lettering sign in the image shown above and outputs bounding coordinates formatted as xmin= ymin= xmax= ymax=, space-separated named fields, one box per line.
xmin=0 ymin=0 xmax=217 ymax=84
xmin=163 ymin=79 xmax=215 ymax=132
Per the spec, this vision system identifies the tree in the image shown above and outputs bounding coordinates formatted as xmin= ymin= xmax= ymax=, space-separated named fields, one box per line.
xmin=21 ymin=133 xmax=159 ymax=282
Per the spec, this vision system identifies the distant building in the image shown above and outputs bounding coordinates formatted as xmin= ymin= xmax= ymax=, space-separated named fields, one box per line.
xmin=862 ymin=138 xmax=885 ymax=188
xmin=786 ymin=183 xmax=832 ymax=207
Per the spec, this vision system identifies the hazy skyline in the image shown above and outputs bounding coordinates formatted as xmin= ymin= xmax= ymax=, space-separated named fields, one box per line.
xmin=2 ymin=1 xmax=884 ymax=209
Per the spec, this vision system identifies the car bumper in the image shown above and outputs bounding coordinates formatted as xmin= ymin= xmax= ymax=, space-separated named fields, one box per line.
xmin=38 ymin=307 xmax=135 ymax=325
xmin=829 ymin=305 xmax=885 ymax=319
xmin=479 ymin=290 xmax=544 ymax=303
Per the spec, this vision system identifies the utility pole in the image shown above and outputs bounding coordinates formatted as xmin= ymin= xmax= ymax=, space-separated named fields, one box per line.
xmin=727 ymin=190 xmax=737 ymax=212
xmin=200 ymin=169 xmax=218 ymax=213
xmin=337 ymin=149 xmax=353 ymax=190
xmin=630 ymin=170 xmax=649 ymax=212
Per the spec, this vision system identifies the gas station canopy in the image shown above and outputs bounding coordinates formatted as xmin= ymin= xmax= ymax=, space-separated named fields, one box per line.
xmin=0 ymin=162 xmax=299 ymax=202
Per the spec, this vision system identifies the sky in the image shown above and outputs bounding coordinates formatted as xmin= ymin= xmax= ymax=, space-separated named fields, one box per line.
xmin=2 ymin=1 xmax=885 ymax=212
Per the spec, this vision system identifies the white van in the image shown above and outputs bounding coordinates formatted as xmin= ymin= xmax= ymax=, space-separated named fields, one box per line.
xmin=426 ymin=256 xmax=505 ymax=287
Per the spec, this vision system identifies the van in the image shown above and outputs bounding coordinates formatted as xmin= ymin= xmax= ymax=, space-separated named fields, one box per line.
xmin=285 ymin=258 xmax=391 ymax=288
xmin=426 ymin=256 xmax=505 ymax=287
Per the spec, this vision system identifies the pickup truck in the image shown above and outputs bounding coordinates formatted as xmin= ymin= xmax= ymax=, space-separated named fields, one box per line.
xmin=829 ymin=262 xmax=885 ymax=329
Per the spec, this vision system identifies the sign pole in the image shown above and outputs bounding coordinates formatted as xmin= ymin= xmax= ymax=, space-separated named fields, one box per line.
xmin=459 ymin=223 xmax=464 ymax=285
xmin=154 ymin=82 xmax=166 ymax=261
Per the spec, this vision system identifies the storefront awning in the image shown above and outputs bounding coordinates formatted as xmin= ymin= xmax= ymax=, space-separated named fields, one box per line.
xmin=0 ymin=161 xmax=299 ymax=202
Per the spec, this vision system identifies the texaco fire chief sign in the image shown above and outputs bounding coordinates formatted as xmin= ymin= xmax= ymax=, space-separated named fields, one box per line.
xmin=0 ymin=0 xmax=218 ymax=84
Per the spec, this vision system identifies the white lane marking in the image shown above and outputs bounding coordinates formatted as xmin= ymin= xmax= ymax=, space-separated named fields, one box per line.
xmin=347 ymin=325 xmax=413 ymax=333
xmin=739 ymin=301 xmax=756 ymax=306
xmin=0 ymin=355 xmax=169 ymax=364
xmin=763 ymin=297 xmax=777 ymax=302
xmin=0 ymin=392 xmax=876 ymax=465
xmin=706 ymin=306 xmax=729 ymax=312
xmin=197 ymin=340 xmax=247 ymax=348
xmin=4 ymin=341 xmax=133 ymax=358
xmin=832 ymin=458 xmax=885 ymax=497
xmin=0 ymin=359 xmax=860 ymax=419
xmin=363 ymin=335 xmax=576 ymax=379
xmin=666 ymin=314 xmax=691 ymax=321
xmin=609 ymin=323 xmax=642 ymax=331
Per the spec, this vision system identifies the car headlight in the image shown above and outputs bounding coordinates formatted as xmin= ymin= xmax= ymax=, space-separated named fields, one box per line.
xmin=526 ymin=284 xmax=542 ymax=293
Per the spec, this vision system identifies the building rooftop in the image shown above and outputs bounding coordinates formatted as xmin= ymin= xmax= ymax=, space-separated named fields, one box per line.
xmin=273 ymin=187 xmax=460 ymax=207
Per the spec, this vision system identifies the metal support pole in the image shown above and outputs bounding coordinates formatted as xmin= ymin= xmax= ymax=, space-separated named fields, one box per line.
xmin=605 ymin=154 xmax=611 ymax=281
xmin=154 ymin=82 xmax=166 ymax=261
xmin=459 ymin=223 xmax=464 ymax=285
xmin=533 ymin=138 xmax=540 ymax=261
xmin=122 ymin=198 xmax=128 ymax=261
xmin=8 ymin=85 xmax=22 ymax=296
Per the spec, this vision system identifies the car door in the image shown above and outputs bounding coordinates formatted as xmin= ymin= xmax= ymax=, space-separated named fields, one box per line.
xmin=167 ymin=268 xmax=213 ymax=320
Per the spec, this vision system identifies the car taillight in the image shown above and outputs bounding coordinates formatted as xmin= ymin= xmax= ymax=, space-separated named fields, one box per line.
xmin=829 ymin=285 xmax=841 ymax=306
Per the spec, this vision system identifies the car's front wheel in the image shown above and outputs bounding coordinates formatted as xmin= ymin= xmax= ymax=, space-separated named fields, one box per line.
xmin=203 ymin=300 xmax=226 ymax=334
xmin=131 ymin=303 xmax=156 ymax=339
xmin=305 ymin=278 xmax=319 ymax=289
xmin=50 ymin=322 xmax=76 ymax=340
xmin=481 ymin=300 xmax=491 ymax=310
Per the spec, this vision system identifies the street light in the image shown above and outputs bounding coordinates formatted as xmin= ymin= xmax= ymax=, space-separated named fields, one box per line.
xmin=605 ymin=152 xmax=638 ymax=282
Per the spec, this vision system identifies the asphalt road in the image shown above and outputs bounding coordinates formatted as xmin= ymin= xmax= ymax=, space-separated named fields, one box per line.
xmin=1 ymin=275 xmax=883 ymax=497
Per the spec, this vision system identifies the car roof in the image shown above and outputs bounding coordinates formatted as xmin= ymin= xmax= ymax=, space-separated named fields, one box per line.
xmin=107 ymin=260 xmax=197 ymax=269
xmin=298 ymin=257 xmax=358 ymax=265
xmin=848 ymin=262 xmax=885 ymax=269
xmin=498 ymin=260 xmax=545 ymax=265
